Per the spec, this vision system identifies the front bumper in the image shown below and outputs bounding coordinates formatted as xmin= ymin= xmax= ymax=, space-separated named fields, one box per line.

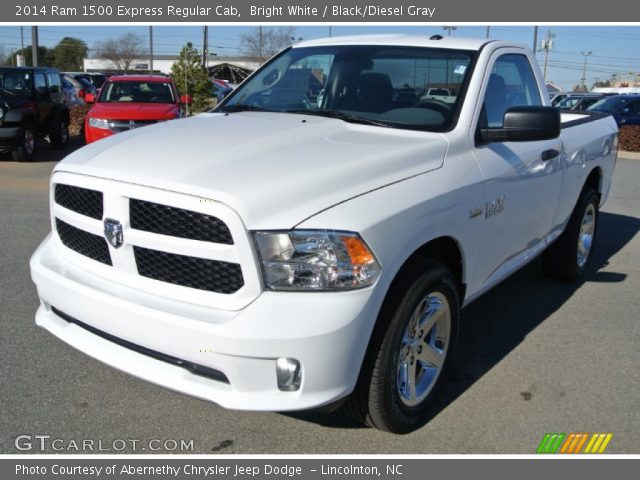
xmin=0 ymin=126 xmax=24 ymax=146
xmin=30 ymin=234 xmax=382 ymax=411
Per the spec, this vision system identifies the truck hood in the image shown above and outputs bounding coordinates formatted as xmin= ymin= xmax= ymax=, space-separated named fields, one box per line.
xmin=88 ymin=102 xmax=179 ymax=120
xmin=56 ymin=112 xmax=448 ymax=229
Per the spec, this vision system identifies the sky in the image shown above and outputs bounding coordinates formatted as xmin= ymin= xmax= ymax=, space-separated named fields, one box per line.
xmin=1 ymin=25 xmax=639 ymax=90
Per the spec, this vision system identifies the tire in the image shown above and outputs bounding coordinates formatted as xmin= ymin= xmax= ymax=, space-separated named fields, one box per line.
xmin=344 ymin=261 xmax=460 ymax=433
xmin=543 ymin=187 xmax=599 ymax=281
xmin=11 ymin=125 xmax=36 ymax=162
xmin=50 ymin=119 xmax=69 ymax=150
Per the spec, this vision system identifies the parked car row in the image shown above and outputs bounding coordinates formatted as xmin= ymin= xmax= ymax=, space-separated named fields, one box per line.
xmin=548 ymin=90 xmax=640 ymax=127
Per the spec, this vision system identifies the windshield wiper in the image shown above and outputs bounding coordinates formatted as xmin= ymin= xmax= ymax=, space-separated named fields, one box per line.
xmin=220 ymin=104 xmax=271 ymax=113
xmin=284 ymin=109 xmax=390 ymax=127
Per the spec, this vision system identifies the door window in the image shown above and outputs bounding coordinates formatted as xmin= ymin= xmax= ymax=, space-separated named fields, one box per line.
xmin=482 ymin=54 xmax=542 ymax=128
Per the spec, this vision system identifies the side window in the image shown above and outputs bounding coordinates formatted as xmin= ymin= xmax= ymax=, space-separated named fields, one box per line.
xmin=47 ymin=73 xmax=61 ymax=94
xmin=34 ymin=72 xmax=47 ymax=98
xmin=482 ymin=54 xmax=542 ymax=128
xmin=627 ymin=100 xmax=640 ymax=114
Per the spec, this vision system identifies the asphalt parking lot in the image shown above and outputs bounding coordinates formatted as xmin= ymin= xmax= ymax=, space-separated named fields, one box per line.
xmin=0 ymin=139 xmax=638 ymax=454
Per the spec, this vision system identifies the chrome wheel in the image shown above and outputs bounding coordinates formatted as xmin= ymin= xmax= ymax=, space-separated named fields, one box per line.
xmin=24 ymin=128 xmax=35 ymax=155
xmin=577 ymin=203 xmax=596 ymax=268
xmin=396 ymin=292 xmax=451 ymax=407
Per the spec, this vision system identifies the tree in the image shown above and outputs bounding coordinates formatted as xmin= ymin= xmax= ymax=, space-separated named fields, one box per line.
xmin=170 ymin=42 xmax=211 ymax=113
xmin=240 ymin=27 xmax=297 ymax=62
xmin=5 ymin=46 xmax=54 ymax=67
xmin=94 ymin=33 xmax=142 ymax=73
xmin=52 ymin=37 xmax=88 ymax=71
xmin=592 ymin=79 xmax=611 ymax=89
xmin=572 ymin=84 xmax=589 ymax=93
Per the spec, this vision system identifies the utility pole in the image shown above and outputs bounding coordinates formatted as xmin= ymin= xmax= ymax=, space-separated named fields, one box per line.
xmin=485 ymin=26 xmax=490 ymax=39
xmin=540 ymin=31 xmax=555 ymax=82
xmin=202 ymin=26 xmax=208 ymax=71
xmin=443 ymin=26 xmax=457 ymax=36
xmin=329 ymin=26 xmax=332 ymax=37
xmin=20 ymin=26 xmax=24 ymax=52
xmin=581 ymin=50 xmax=592 ymax=91
xmin=533 ymin=26 xmax=539 ymax=54
xmin=31 ymin=26 xmax=38 ymax=66
xmin=258 ymin=26 xmax=263 ymax=65
xmin=149 ymin=26 xmax=154 ymax=74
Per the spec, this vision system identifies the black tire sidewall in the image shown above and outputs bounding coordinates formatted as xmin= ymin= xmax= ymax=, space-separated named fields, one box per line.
xmin=556 ymin=188 xmax=599 ymax=280
xmin=12 ymin=126 xmax=35 ymax=162
xmin=51 ymin=119 xmax=69 ymax=149
xmin=369 ymin=263 xmax=460 ymax=433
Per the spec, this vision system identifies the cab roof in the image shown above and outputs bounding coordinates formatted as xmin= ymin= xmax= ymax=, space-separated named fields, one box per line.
xmin=294 ymin=34 xmax=493 ymax=51
xmin=107 ymin=74 xmax=172 ymax=83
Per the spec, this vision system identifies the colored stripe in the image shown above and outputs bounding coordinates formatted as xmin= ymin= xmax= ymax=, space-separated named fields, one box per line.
xmin=560 ymin=434 xmax=576 ymax=453
xmin=591 ymin=434 xmax=606 ymax=453
xmin=536 ymin=433 xmax=554 ymax=454
xmin=574 ymin=433 xmax=589 ymax=453
xmin=597 ymin=434 xmax=613 ymax=453
xmin=548 ymin=433 xmax=566 ymax=453
xmin=567 ymin=434 xmax=581 ymax=453
xmin=584 ymin=434 xmax=598 ymax=453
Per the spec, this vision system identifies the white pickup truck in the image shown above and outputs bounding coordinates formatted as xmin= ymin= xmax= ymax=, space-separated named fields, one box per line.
xmin=30 ymin=35 xmax=617 ymax=433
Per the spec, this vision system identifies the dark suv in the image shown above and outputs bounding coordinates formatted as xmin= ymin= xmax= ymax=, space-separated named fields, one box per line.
xmin=0 ymin=67 xmax=70 ymax=161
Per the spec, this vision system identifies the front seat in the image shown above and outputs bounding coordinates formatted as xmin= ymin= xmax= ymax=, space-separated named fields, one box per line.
xmin=356 ymin=72 xmax=393 ymax=113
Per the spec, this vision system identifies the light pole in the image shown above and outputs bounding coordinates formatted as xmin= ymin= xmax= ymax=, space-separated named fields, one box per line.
xmin=443 ymin=26 xmax=457 ymax=36
xmin=581 ymin=51 xmax=592 ymax=91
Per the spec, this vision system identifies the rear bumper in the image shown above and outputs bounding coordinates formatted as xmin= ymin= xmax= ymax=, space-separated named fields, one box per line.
xmin=30 ymin=234 xmax=382 ymax=411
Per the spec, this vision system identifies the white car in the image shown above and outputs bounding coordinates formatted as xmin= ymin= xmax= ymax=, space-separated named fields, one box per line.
xmin=31 ymin=35 xmax=617 ymax=433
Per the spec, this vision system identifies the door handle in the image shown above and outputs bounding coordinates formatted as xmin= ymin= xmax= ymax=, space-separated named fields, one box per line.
xmin=541 ymin=149 xmax=559 ymax=161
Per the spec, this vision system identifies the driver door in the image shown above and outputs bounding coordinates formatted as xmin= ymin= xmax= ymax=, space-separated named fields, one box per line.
xmin=471 ymin=50 xmax=564 ymax=289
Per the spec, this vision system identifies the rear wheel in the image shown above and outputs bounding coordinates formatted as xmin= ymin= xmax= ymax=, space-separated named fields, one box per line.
xmin=543 ymin=187 xmax=599 ymax=281
xmin=11 ymin=125 xmax=36 ymax=162
xmin=50 ymin=118 xmax=69 ymax=149
xmin=344 ymin=261 xmax=460 ymax=433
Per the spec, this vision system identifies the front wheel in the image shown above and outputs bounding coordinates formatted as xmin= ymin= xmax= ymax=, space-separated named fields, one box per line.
xmin=11 ymin=125 xmax=36 ymax=162
xmin=344 ymin=261 xmax=460 ymax=433
xmin=543 ymin=187 xmax=599 ymax=281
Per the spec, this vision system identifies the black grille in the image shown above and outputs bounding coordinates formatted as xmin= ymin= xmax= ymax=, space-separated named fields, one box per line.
xmin=56 ymin=219 xmax=112 ymax=266
xmin=134 ymin=246 xmax=243 ymax=294
xmin=130 ymin=199 xmax=233 ymax=244
xmin=55 ymin=184 xmax=103 ymax=220
xmin=50 ymin=307 xmax=230 ymax=384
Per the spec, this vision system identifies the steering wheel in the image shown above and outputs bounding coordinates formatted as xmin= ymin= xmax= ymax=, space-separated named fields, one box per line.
xmin=412 ymin=99 xmax=452 ymax=116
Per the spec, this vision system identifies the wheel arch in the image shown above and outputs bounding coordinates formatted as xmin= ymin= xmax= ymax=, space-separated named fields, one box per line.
xmin=584 ymin=166 xmax=603 ymax=198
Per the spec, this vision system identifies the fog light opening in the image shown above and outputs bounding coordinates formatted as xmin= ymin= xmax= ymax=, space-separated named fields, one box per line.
xmin=276 ymin=358 xmax=301 ymax=392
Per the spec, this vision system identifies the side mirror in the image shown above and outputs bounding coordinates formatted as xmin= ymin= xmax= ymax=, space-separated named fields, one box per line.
xmin=36 ymin=86 xmax=48 ymax=99
xmin=478 ymin=106 xmax=560 ymax=143
xmin=85 ymin=93 xmax=96 ymax=104
xmin=180 ymin=94 xmax=192 ymax=105
xmin=78 ymin=89 xmax=86 ymax=99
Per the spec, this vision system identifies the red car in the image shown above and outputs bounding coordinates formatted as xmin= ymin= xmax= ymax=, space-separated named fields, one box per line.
xmin=84 ymin=75 xmax=189 ymax=144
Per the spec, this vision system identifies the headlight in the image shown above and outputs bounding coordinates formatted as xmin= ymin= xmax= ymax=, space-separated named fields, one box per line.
xmin=254 ymin=230 xmax=381 ymax=291
xmin=88 ymin=118 xmax=110 ymax=130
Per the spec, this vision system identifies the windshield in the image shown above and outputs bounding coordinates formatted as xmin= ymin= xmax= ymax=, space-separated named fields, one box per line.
xmin=0 ymin=69 xmax=32 ymax=95
xmin=220 ymin=45 xmax=475 ymax=131
xmin=98 ymin=81 xmax=175 ymax=103
xmin=588 ymin=96 xmax=635 ymax=112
